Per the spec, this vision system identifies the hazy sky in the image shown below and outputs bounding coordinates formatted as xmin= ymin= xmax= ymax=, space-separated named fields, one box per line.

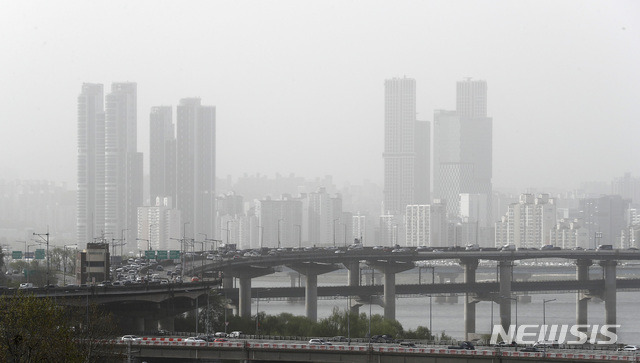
xmin=1 ymin=1 xmax=638 ymax=192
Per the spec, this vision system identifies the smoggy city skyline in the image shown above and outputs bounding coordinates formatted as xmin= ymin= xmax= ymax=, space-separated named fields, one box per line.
xmin=1 ymin=1 xmax=639 ymax=192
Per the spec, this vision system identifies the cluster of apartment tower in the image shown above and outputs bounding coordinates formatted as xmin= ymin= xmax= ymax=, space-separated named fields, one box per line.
xmin=76 ymin=80 xmax=640 ymax=253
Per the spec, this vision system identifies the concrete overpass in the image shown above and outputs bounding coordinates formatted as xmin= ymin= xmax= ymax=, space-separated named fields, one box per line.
xmin=188 ymin=248 xmax=640 ymax=340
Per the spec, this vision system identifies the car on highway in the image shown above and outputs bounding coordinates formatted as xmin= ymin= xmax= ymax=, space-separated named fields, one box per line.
xmin=447 ymin=341 xmax=475 ymax=350
xmin=399 ymin=341 xmax=416 ymax=347
xmin=309 ymin=338 xmax=331 ymax=345
xmin=533 ymin=340 xmax=559 ymax=348
xmin=521 ymin=346 xmax=541 ymax=352
xmin=184 ymin=337 xmax=206 ymax=342
xmin=623 ymin=345 xmax=639 ymax=351
xmin=121 ymin=335 xmax=142 ymax=342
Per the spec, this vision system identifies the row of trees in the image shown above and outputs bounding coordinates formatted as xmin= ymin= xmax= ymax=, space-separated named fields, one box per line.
xmin=177 ymin=292 xmax=437 ymax=341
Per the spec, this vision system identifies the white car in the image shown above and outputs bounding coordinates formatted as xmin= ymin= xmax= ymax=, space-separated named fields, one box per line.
xmin=121 ymin=335 xmax=142 ymax=342
xmin=623 ymin=345 xmax=639 ymax=351
xmin=184 ymin=337 xmax=206 ymax=342
xmin=309 ymin=338 xmax=331 ymax=345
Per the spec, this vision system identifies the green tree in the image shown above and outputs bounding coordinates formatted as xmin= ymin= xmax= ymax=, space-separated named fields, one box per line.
xmin=0 ymin=293 xmax=81 ymax=362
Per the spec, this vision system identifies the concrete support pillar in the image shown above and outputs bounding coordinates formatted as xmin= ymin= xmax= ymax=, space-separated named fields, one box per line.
xmin=306 ymin=273 xmax=318 ymax=322
xmin=498 ymin=260 xmax=513 ymax=333
xmin=383 ymin=271 xmax=396 ymax=321
xmin=346 ymin=262 xmax=360 ymax=315
xmin=288 ymin=262 xmax=340 ymax=323
xmin=132 ymin=317 xmax=145 ymax=334
xmin=144 ymin=318 xmax=157 ymax=333
xmin=576 ymin=259 xmax=592 ymax=328
xmin=462 ymin=259 xmax=479 ymax=340
xmin=601 ymin=260 xmax=617 ymax=332
xmin=158 ymin=317 xmax=175 ymax=332
xmin=238 ymin=276 xmax=252 ymax=318
xmin=222 ymin=276 xmax=234 ymax=289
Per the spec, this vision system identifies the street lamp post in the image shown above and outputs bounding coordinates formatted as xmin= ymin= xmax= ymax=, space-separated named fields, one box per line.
xmin=182 ymin=222 xmax=190 ymax=280
xmin=63 ymin=244 xmax=77 ymax=286
xmin=343 ymin=223 xmax=347 ymax=247
xmin=32 ymin=229 xmax=50 ymax=286
xmin=120 ymin=228 xmax=128 ymax=257
xmin=136 ymin=238 xmax=151 ymax=251
xmin=256 ymin=288 xmax=271 ymax=335
xmin=277 ymin=219 xmax=283 ymax=249
xmin=543 ymin=298 xmax=556 ymax=326
xmin=368 ymin=294 xmax=375 ymax=347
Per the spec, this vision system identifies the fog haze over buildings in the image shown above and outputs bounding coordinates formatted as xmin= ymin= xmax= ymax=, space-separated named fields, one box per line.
xmin=1 ymin=1 xmax=639 ymax=192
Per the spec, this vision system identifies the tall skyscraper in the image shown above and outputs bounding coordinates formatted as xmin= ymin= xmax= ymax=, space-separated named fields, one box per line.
xmin=77 ymin=83 xmax=105 ymax=246
xmin=383 ymin=77 xmax=417 ymax=215
xmin=149 ymin=106 xmax=176 ymax=204
xmin=176 ymin=98 xmax=216 ymax=239
xmin=433 ymin=79 xmax=492 ymax=220
xmin=104 ymin=83 xmax=142 ymax=245
xmin=77 ymin=82 xmax=142 ymax=248
xmin=456 ymin=78 xmax=487 ymax=119
xmin=414 ymin=120 xmax=431 ymax=204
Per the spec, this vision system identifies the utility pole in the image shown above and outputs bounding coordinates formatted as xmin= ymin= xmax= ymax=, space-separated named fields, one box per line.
xmin=33 ymin=228 xmax=50 ymax=286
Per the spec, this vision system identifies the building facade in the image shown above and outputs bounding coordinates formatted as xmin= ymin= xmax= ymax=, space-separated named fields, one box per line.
xmin=383 ymin=77 xmax=417 ymax=216
xmin=77 ymin=83 xmax=105 ymax=247
xmin=176 ymin=98 xmax=216 ymax=240
xmin=149 ymin=106 xmax=176 ymax=204
xmin=495 ymin=194 xmax=557 ymax=248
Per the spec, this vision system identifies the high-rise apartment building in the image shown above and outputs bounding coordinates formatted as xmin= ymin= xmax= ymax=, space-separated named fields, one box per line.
xmin=77 ymin=83 xmax=142 ymax=249
xmin=176 ymin=98 xmax=216 ymax=240
xmin=383 ymin=77 xmax=417 ymax=215
xmin=549 ymin=218 xmax=589 ymax=249
xmin=77 ymin=83 xmax=105 ymax=246
xmin=104 ymin=83 xmax=142 ymax=246
xmin=495 ymin=194 xmax=557 ymax=248
xmin=405 ymin=205 xmax=430 ymax=247
xmin=137 ymin=197 xmax=182 ymax=251
xmin=149 ymin=106 xmax=176 ymax=204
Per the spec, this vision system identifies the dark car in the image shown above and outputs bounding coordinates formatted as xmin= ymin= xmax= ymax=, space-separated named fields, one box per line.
xmin=521 ymin=346 xmax=541 ymax=352
xmin=448 ymin=341 xmax=475 ymax=350
xmin=370 ymin=334 xmax=394 ymax=343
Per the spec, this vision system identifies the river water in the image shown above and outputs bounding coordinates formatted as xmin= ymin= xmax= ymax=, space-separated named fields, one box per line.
xmin=246 ymin=265 xmax=640 ymax=344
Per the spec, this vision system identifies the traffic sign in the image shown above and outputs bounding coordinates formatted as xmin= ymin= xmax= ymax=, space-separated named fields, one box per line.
xmin=12 ymin=251 xmax=22 ymax=259
xmin=35 ymin=249 xmax=45 ymax=260
xmin=145 ymin=250 xmax=156 ymax=259
xmin=169 ymin=250 xmax=180 ymax=259
xmin=156 ymin=250 xmax=168 ymax=260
